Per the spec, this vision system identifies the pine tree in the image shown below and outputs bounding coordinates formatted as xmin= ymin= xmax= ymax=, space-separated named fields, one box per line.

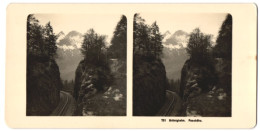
xmin=27 ymin=14 xmax=58 ymax=59
xmin=108 ymin=15 xmax=127 ymax=60
xmin=81 ymin=29 xmax=106 ymax=63
xmin=27 ymin=14 xmax=44 ymax=57
xmin=134 ymin=13 xmax=148 ymax=55
xmin=133 ymin=14 xmax=163 ymax=58
xmin=44 ymin=22 xmax=58 ymax=58
xmin=150 ymin=21 xmax=163 ymax=58
xmin=213 ymin=14 xmax=232 ymax=60
xmin=186 ymin=28 xmax=212 ymax=64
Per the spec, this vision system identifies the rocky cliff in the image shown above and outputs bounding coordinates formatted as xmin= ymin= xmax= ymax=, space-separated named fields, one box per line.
xmin=26 ymin=57 xmax=62 ymax=116
xmin=179 ymin=58 xmax=231 ymax=116
xmin=133 ymin=56 xmax=167 ymax=116
xmin=73 ymin=60 xmax=114 ymax=115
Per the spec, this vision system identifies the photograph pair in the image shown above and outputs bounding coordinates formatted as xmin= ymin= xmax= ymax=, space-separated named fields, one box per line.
xmin=26 ymin=13 xmax=232 ymax=117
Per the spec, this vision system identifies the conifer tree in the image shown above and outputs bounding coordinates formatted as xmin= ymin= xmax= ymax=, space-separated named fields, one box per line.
xmin=213 ymin=14 xmax=232 ymax=60
xmin=186 ymin=28 xmax=212 ymax=63
xmin=44 ymin=22 xmax=58 ymax=58
xmin=108 ymin=15 xmax=127 ymax=60
xmin=81 ymin=29 xmax=106 ymax=63
xmin=27 ymin=14 xmax=58 ymax=59
xmin=133 ymin=14 xmax=163 ymax=58
xmin=150 ymin=21 xmax=163 ymax=58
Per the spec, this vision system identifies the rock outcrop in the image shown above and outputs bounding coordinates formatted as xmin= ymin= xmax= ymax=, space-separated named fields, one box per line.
xmin=73 ymin=60 xmax=112 ymax=115
xmin=179 ymin=58 xmax=231 ymax=116
xmin=133 ymin=56 xmax=167 ymax=116
xmin=179 ymin=59 xmax=216 ymax=101
xmin=26 ymin=58 xmax=62 ymax=116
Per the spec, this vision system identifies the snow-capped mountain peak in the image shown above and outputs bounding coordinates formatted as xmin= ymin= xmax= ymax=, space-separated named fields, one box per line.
xmin=57 ymin=31 xmax=65 ymax=43
xmin=55 ymin=30 xmax=84 ymax=81
xmin=163 ymin=30 xmax=189 ymax=50
xmin=68 ymin=35 xmax=83 ymax=49
xmin=161 ymin=30 xmax=189 ymax=80
xmin=162 ymin=30 xmax=171 ymax=42
xmin=56 ymin=31 xmax=83 ymax=51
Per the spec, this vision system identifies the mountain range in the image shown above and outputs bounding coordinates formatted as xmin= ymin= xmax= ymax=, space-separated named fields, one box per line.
xmin=55 ymin=31 xmax=84 ymax=81
xmin=55 ymin=29 xmax=190 ymax=82
xmin=161 ymin=30 xmax=189 ymax=80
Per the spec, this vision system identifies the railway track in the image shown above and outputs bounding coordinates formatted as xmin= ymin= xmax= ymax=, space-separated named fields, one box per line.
xmin=50 ymin=91 xmax=71 ymax=116
xmin=57 ymin=91 xmax=70 ymax=115
xmin=165 ymin=90 xmax=176 ymax=116
xmin=156 ymin=90 xmax=176 ymax=116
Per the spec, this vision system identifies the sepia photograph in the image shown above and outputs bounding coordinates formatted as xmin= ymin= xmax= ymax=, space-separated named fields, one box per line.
xmin=5 ymin=4 xmax=256 ymax=128
xmin=133 ymin=13 xmax=232 ymax=116
xmin=26 ymin=14 xmax=127 ymax=116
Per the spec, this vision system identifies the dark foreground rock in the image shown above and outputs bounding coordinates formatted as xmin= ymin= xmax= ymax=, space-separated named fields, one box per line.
xmin=133 ymin=56 xmax=167 ymax=116
xmin=26 ymin=57 xmax=62 ymax=116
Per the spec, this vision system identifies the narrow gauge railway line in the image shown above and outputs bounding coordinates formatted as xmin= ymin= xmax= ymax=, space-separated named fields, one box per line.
xmin=50 ymin=91 xmax=70 ymax=116
xmin=156 ymin=90 xmax=176 ymax=116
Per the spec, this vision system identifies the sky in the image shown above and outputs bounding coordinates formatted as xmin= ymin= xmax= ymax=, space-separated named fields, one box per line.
xmin=139 ymin=13 xmax=228 ymax=41
xmin=34 ymin=14 xmax=123 ymax=43
xmin=34 ymin=13 xmax=227 ymax=44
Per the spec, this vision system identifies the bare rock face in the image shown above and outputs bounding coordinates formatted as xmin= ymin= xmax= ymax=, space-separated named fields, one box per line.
xmin=73 ymin=61 xmax=98 ymax=115
xmin=73 ymin=60 xmax=112 ymax=115
xmin=180 ymin=59 xmax=216 ymax=101
xmin=26 ymin=59 xmax=62 ymax=116
xmin=133 ymin=56 xmax=167 ymax=116
xmin=179 ymin=58 xmax=231 ymax=116
xmin=74 ymin=59 xmax=126 ymax=116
